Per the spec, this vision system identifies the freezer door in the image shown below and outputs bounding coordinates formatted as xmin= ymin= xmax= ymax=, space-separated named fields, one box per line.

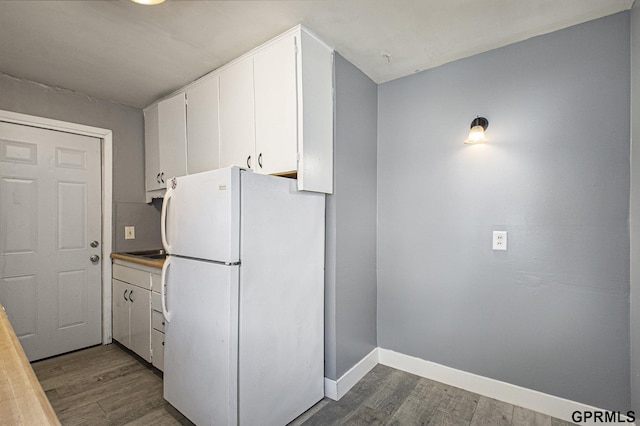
xmin=162 ymin=256 xmax=239 ymax=426
xmin=161 ymin=167 xmax=240 ymax=263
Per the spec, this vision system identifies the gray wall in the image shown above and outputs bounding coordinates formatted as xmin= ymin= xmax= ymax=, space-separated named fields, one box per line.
xmin=0 ymin=73 xmax=161 ymax=252
xmin=325 ymin=54 xmax=378 ymax=380
xmin=631 ymin=2 xmax=640 ymax=413
xmin=377 ymin=12 xmax=630 ymax=411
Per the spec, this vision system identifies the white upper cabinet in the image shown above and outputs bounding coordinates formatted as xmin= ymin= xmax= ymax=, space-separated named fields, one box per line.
xmin=219 ymin=58 xmax=256 ymax=171
xmin=157 ymin=92 xmax=187 ymax=183
xmin=186 ymin=76 xmax=220 ymax=175
xmin=144 ymin=25 xmax=334 ymax=195
xmin=145 ymin=92 xmax=188 ymax=196
xmin=253 ymin=34 xmax=298 ymax=176
xmin=144 ymin=104 xmax=162 ymax=192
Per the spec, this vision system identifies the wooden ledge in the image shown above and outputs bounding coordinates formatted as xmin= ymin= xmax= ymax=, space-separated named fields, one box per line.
xmin=0 ymin=306 xmax=60 ymax=425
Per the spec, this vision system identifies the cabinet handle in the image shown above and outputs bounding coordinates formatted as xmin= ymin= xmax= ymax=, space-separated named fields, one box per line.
xmin=160 ymin=172 xmax=165 ymax=184
xmin=129 ymin=290 xmax=135 ymax=302
xmin=258 ymin=153 xmax=263 ymax=169
xmin=156 ymin=173 xmax=161 ymax=184
xmin=246 ymin=155 xmax=251 ymax=169
xmin=162 ymin=341 xmax=165 ymax=346
xmin=123 ymin=289 xmax=129 ymax=301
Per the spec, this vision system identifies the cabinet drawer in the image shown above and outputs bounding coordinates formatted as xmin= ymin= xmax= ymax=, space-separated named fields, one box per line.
xmin=152 ymin=310 xmax=165 ymax=332
xmin=152 ymin=328 xmax=164 ymax=372
xmin=151 ymin=291 xmax=162 ymax=312
xmin=113 ymin=264 xmax=151 ymax=290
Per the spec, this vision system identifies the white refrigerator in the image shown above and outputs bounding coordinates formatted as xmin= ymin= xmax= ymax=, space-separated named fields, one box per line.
xmin=160 ymin=167 xmax=325 ymax=426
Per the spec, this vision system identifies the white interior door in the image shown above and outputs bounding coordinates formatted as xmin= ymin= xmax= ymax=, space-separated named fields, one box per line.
xmin=0 ymin=121 xmax=102 ymax=361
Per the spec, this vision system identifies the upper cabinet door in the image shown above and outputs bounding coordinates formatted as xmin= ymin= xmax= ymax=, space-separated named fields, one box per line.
xmin=186 ymin=76 xmax=220 ymax=175
xmin=219 ymin=58 xmax=255 ymax=170
xmin=253 ymin=34 xmax=298 ymax=175
xmin=158 ymin=92 xmax=187 ymax=182
xmin=144 ymin=105 xmax=163 ymax=191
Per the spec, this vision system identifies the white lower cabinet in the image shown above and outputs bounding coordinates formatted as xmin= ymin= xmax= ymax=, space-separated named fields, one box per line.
xmin=112 ymin=261 xmax=165 ymax=367
xmin=112 ymin=277 xmax=151 ymax=362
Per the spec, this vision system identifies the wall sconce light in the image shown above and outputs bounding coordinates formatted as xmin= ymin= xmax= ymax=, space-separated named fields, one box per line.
xmin=464 ymin=116 xmax=489 ymax=144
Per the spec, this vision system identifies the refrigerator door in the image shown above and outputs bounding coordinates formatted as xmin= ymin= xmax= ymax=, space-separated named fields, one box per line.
xmin=161 ymin=167 xmax=241 ymax=263
xmin=238 ymin=172 xmax=325 ymax=425
xmin=163 ymin=255 xmax=239 ymax=426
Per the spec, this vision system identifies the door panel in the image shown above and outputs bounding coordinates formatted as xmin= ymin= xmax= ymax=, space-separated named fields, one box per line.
xmin=158 ymin=92 xmax=187 ymax=181
xmin=0 ymin=121 xmax=102 ymax=361
xmin=1 ymin=177 xmax=37 ymax=253
xmin=144 ymin=105 xmax=163 ymax=191
xmin=219 ymin=58 xmax=255 ymax=170
xmin=129 ymin=284 xmax=151 ymax=362
xmin=254 ymin=34 xmax=298 ymax=175
xmin=0 ymin=274 xmax=37 ymax=338
xmin=57 ymin=181 xmax=87 ymax=250
xmin=186 ymin=76 xmax=220 ymax=174
xmin=112 ymin=279 xmax=129 ymax=346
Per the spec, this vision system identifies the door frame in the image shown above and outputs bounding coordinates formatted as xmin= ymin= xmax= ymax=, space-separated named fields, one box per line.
xmin=0 ymin=109 xmax=113 ymax=345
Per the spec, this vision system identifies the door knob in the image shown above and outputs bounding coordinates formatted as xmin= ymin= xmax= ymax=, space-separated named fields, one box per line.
xmin=90 ymin=240 xmax=99 ymax=248
xmin=90 ymin=255 xmax=100 ymax=263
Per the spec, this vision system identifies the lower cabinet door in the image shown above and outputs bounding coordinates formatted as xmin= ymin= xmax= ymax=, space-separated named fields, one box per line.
xmin=152 ymin=328 xmax=164 ymax=372
xmin=112 ymin=279 xmax=130 ymax=347
xmin=128 ymin=286 xmax=151 ymax=362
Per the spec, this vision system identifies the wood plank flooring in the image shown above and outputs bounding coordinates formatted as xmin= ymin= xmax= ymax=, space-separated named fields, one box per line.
xmin=32 ymin=344 xmax=577 ymax=426
xmin=291 ymin=365 xmax=576 ymax=426
xmin=32 ymin=343 xmax=191 ymax=425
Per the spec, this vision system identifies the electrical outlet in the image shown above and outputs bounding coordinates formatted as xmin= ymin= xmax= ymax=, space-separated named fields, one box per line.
xmin=125 ymin=226 xmax=135 ymax=240
xmin=492 ymin=231 xmax=507 ymax=251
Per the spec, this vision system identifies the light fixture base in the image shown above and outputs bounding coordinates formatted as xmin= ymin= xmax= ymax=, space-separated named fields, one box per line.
xmin=470 ymin=116 xmax=489 ymax=131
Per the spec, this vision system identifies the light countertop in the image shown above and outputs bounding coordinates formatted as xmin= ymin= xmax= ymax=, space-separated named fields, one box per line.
xmin=110 ymin=252 xmax=165 ymax=269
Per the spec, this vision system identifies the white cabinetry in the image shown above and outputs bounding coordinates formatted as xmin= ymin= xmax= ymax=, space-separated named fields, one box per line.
xmin=158 ymin=92 xmax=187 ymax=182
xmin=219 ymin=58 xmax=255 ymax=170
xmin=253 ymin=34 xmax=298 ymax=175
xmin=145 ymin=92 xmax=187 ymax=196
xmin=144 ymin=25 xmax=334 ymax=195
xmin=112 ymin=263 xmax=152 ymax=362
xmin=144 ymin=105 xmax=162 ymax=192
xmin=186 ymin=76 xmax=220 ymax=174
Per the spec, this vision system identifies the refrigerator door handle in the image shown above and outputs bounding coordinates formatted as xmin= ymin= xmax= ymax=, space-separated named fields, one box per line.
xmin=161 ymin=257 xmax=172 ymax=323
xmin=161 ymin=187 xmax=173 ymax=253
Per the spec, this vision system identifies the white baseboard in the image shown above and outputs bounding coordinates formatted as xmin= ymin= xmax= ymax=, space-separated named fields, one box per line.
xmin=324 ymin=347 xmax=379 ymax=401
xmin=325 ymin=347 xmax=633 ymax=425
xmin=378 ymin=348 xmax=633 ymax=425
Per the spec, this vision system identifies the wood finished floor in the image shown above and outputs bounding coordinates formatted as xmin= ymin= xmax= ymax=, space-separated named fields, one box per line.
xmin=32 ymin=344 xmax=576 ymax=426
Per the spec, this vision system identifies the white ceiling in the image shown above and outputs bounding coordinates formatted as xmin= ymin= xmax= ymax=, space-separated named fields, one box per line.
xmin=0 ymin=0 xmax=634 ymax=109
